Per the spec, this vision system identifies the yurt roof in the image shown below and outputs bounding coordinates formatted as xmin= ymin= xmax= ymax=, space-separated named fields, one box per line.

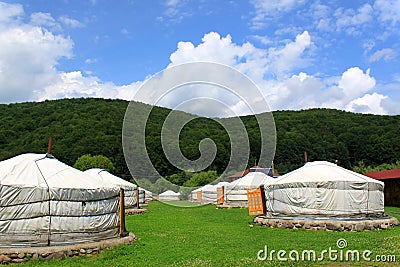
xmin=273 ymin=161 xmax=384 ymax=185
xmin=215 ymin=181 xmax=230 ymax=187
xmin=0 ymin=153 xmax=117 ymax=190
xmin=200 ymin=184 xmax=216 ymax=191
xmin=159 ymin=190 xmax=180 ymax=196
xmin=230 ymin=171 xmax=274 ymax=188
xmin=84 ymin=168 xmax=137 ymax=189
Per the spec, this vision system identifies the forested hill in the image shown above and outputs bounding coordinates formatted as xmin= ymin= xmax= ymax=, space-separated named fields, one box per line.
xmin=0 ymin=98 xmax=399 ymax=176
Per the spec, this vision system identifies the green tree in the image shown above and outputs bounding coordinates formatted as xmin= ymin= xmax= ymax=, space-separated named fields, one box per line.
xmin=183 ymin=170 xmax=217 ymax=187
xmin=74 ymin=154 xmax=115 ymax=173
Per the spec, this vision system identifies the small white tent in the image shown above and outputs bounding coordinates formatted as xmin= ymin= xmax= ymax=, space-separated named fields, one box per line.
xmin=0 ymin=154 xmax=120 ymax=247
xmin=199 ymin=184 xmax=217 ymax=204
xmin=265 ymin=161 xmax=385 ymax=218
xmin=224 ymin=172 xmax=274 ymax=207
xmin=158 ymin=190 xmax=180 ymax=201
xmin=138 ymin=187 xmax=153 ymax=204
xmin=190 ymin=187 xmax=201 ymax=202
xmin=84 ymin=168 xmax=138 ymax=208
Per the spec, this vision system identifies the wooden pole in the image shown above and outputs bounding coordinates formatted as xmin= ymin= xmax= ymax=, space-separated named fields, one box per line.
xmin=304 ymin=151 xmax=308 ymax=163
xmin=136 ymin=186 xmax=140 ymax=209
xmin=47 ymin=136 xmax=53 ymax=154
xmin=119 ymin=188 xmax=128 ymax=237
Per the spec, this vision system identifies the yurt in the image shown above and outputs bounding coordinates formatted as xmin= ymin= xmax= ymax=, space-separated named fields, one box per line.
xmin=224 ymin=172 xmax=274 ymax=207
xmin=138 ymin=187 xmax=153 ymax=204
xmin=190 ymin=187 xmax=201 ymax=202
xmin=199 ymin=184 xmax=217 ymax=204
xmin=144 ymin=188 xmax=153 ymax=202
xmin=0 ymin=154 xmax=121 ymax=247
xmin=84 ymin=168 xmax=138 ymax=208
xmin=158 ymin=190 xmax=180 ymax=201
xmin=265 ymin=161 xmax=385 ymax=218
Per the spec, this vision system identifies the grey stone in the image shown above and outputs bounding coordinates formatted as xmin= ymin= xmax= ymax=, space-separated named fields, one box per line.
xmin=17 ymin=253 xmax=25 ymax=259
xmin=326 ymin=221 xmax=341 ymax=231
xmin=355 ymin=223 xmax=365 ymax=231
xmin=52 ymin=252 xmax=65 ymax=260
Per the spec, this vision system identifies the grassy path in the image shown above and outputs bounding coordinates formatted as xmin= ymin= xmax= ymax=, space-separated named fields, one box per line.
xmin=26 ymin=202 xmax=400 ymax=266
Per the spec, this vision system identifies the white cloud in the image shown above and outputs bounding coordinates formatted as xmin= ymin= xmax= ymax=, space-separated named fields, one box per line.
xmin=374 ymin=0 xmax=400 ymax=26
xmin=39 ymin=71 xmax=140 ymax=101
xmin=0 ymin=18 xmax=73 ymax=102
xmin=59 ymin=16 xmax=84 ymax=28
xmin=267 ymin=31 xmax=312 ymax=78
xmin=369 ymin=48 xmax=397 ymax=62
xmin=30 ymin=12 xmax=61 ymax=31
xmin=346 ymin=92 xmax=388 ymax=114
xmin=338 ymin=67 xmax=376 ymax=100
xmin=334 ymin=4 xmax=373 ymax=35
xmin=0 ymin=2 xmax=23 ymax=24
xmin=250 ymin=0 xmax=305 ymax=29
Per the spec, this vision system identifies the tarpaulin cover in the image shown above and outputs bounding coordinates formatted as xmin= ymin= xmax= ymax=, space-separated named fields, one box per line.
xmin=224 ymin=172 xmax=274 ymax=206
xmin=84 ymin=168 xmax=137 ymax=208
xmin=0 ymin=154 xmax=120 ymax=247
xmin=265 ymin=161 xmax=384 ymax=218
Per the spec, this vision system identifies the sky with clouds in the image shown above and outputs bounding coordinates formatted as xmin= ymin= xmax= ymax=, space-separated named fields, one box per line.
xmin=0 ymin=0 xmax=399 ymax=116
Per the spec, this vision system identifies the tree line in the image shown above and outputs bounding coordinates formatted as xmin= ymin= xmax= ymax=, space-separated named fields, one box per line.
xmin=0 ymin=98 xmax=399 ymax=184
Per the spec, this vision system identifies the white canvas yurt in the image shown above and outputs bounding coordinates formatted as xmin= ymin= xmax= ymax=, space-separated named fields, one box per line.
xmin=0 ymin=154 xmax=121 ymax=247
xmin=144 ymin=188 xmax=153 ymax=202
xmin=138 ymin=187 xmax=153 ymax=204
xmin=84 ymin=168 xmax=138 ymax=208
xmin=224 ymin=172 xmax=274 ymax=207
xmin=158 ymin=190 xmax=180 ymax=201
xmin=199 ymin=184 xmax=217 ymax=204
xmin=265 ymin=161 xmax=385 ymax=218
xmin=190 ymin=187 xmax=201 ymax=202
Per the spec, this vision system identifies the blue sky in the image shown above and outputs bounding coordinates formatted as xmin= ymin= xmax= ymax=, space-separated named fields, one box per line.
xmin=0 ymin=0 xmax=399 ymax=115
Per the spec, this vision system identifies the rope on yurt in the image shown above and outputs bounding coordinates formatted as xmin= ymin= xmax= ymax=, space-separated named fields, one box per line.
xmin=35 ymin=157 xmax=52 ymax=246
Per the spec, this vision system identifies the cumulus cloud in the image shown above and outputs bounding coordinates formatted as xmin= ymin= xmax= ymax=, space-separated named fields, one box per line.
xmin=0 ymin=3 xmax=73 ymax=102
xmin=39 ymin=71 xmax=140 ymax=101
xmin=0 ymin=1 xmax=396 ymax=116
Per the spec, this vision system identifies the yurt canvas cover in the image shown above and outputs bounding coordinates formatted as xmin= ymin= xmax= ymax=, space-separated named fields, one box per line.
xmin=0 ymin=154 xmax=120 ymax=247
xmin=265 ymin=161 xmax=384 ymax=218
xmin=225 ymin=172 xmax=274 ymax=207
xmin=84 ymin=168 xmax=137 ymax=208
xmin=158 ymin=190 xmax=180 ymax=201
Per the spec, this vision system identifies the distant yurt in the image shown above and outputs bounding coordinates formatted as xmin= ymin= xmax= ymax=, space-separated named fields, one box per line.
xmin=138 ymin=187 xmax=153 ymax=204
xmin=158 ymin=190 xmax=180 ymax=201
xmin=84 ymin=168 xmax=138 ymax=208
xmin=224 ymin=172 xmax=274 ymax=207
xmin=190 ymin=187 xmax=201 ymax=202
xmin=0 ymin=154 xmax=121 ymax=247
xmin=265 ymin=161 xmax=385 ymax=218
xmin=199 ymin=184 xmax=217 ymax=204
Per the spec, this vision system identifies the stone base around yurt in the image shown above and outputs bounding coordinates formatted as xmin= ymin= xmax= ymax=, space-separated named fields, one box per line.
xmin=0 ymin=233 xmax=136 ymax=264
xmin=254 ymin=216 xmax=399 ymax=231
xmin=125 ymin=208 xmax=148 ymax=215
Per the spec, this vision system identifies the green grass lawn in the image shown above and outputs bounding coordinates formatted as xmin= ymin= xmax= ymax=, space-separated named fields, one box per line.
xmin=25 ymin=202 xmax=400 ymax=267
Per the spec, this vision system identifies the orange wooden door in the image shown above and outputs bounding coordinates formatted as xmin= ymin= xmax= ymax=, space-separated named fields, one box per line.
xmin=247 ymin=186 xmax=266 ymax=216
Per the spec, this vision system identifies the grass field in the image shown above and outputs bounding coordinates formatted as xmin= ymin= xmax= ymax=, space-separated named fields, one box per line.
xmin=25 ymin=202 xmax=400 ymax=266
